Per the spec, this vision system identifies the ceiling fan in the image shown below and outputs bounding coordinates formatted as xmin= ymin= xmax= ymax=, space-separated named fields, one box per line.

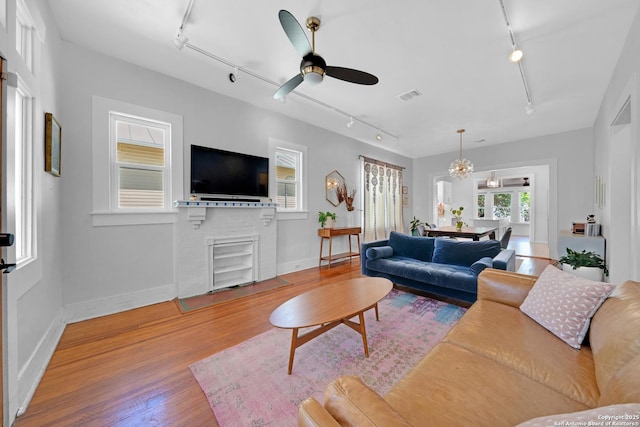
xmin=273 ymin=9 xmax=379 ymax=99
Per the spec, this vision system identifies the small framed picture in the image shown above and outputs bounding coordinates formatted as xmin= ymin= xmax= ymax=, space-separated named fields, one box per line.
xmin=45 ymin=112 xmax=62 ymax=176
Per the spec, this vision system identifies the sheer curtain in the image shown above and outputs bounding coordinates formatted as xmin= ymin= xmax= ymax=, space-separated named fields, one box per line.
xmin=361 ymin=156 xmax=404 ymax=242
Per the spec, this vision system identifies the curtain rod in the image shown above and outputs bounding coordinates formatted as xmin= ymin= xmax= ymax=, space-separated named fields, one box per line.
xmin=359 ymin=155 xmax=405 ymax=171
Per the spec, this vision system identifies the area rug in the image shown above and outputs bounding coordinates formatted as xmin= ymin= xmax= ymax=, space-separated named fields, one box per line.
xmin=190 ymin=289 xmax=466 ymax=426
xmin=176 ymin=277 xmax=291 ymax=313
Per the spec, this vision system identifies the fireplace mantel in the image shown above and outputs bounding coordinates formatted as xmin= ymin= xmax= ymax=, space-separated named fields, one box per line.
xmin=174 ymin=200 xmax=277 ymax=228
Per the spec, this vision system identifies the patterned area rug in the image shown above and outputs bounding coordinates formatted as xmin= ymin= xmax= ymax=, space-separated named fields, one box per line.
xmin=190 ymin=289 xmax=466 ymax=426
xmin=176 ymin=277 xmax=291 ymax=313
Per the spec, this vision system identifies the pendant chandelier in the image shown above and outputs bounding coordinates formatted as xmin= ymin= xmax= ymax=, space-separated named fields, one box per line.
xmin=486 ymin=171 xmax=501 ymax=188
xmin=449 ymin=129 xmax=474 ymax=179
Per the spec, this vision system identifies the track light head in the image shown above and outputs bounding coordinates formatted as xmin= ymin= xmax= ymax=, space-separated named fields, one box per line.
xmin=509 ymin=49 xmax=523 ymax=62
xmin=347 ymin=117 xmax=354 ymax=128
xmin=375 ymin=130 xmax=383 ymax=141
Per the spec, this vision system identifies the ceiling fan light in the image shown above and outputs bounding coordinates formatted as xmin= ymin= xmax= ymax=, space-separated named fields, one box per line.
xmin=302 ymin=65 xmax=324 ymax=85
xmin=509 ymin=49 xmax=523 ymax=62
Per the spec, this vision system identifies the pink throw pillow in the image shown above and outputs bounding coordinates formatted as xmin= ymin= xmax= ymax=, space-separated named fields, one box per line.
xmin=520 ymin=265 xmax=615 ymax=349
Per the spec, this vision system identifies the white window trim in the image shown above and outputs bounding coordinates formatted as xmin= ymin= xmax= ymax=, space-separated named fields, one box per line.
xmin=475 ymin=187 xmax=531 ymax=224
xmin=91 ymin=96 xmax=183 ymax=226
xmin=13 ymin=76 xmax=36 ymax=268
xmin=269 ymin=138 xmax=308 ymax=220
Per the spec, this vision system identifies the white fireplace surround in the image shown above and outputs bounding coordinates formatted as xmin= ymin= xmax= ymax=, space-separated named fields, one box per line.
xmin=174 ymin=201 xmax=277 ymax=298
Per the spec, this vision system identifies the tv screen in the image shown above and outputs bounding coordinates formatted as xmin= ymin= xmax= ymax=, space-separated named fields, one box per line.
xmin=190 ymin=145 xmax=269 ymax=198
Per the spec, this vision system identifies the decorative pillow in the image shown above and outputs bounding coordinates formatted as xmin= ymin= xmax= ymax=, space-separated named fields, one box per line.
xmin=432 ymin=239 xmax=501 ymax=267
xmin=469 ymin=257 xmax=493 ymax=276
xmin=366 ymin=246 xmax=393 ymax=260
xmin=515 ymin=403 xmax=640 ymax=427
xmin=520 ymin=265 xmax=616 ymax=349
xmin=387 ymin=231 xmax=435 ymax=262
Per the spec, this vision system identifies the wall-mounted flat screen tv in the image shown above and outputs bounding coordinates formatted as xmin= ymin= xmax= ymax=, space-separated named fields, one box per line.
xmin=190 ymin=145 xmax=269 ymax=198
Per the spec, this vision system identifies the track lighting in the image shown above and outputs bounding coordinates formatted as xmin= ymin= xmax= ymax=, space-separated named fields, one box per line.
xmin=525 ymin=103 xmax=536 ymax=116
xmin=347 ymin=117 xmax=354 ymax=128
xmin=173 ymin=30 xmax=188 ymax=51
xmin=375 ymin=130 xmax=383 ymax=141
xmin=509 ymin=48 xmax=523 ymax=63
xmin=229 ymin=66 xmax=238 ymax=83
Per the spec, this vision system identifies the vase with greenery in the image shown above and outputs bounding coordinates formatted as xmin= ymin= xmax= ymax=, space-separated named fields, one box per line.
xmin=410 ymin=217 xmax=423 ymax=236
xmin=318 ymin=211 xmax=337 ymax=228
xmin=450 ymin=206 xmax=465 ymax=230
xmin=558 ymin=248 xmax=608 ymax=280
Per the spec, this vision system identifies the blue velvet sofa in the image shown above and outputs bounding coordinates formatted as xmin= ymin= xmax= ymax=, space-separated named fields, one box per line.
xmin=361 ymin=231 xmax=516 ymax=303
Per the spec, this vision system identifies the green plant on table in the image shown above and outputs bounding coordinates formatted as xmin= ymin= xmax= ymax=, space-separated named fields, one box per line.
xmin=558 ymin=248 xmax=608 ymax=276
xmin=318 ymin=211 xmax=337 ymax=228
xmin=450 ymin=206 xmax=466 ymax=229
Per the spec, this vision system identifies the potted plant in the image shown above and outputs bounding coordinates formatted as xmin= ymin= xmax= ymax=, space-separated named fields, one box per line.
xmin=410 ymin=217 xmax=423 ymax=236
xmin=318 ymin=211 xmax=337 ymax=228
xmin=558 ymin=248 xmax=608 ymax=281
xmin=450 ymin=206 xmax=465 ymax=231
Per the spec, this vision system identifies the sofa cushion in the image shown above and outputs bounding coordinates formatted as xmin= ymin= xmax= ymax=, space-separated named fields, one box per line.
xmin=444 ymin=300 xmax=600 ymax=407
xmin=387 ymin=231 xmax=435 ymax=262
xmin=515 ymin=403 xmax=640 ymax=427
xmin=384 ymin=342 xmax=590 ymax=426
xmin=520 ymin=265 xmax=615 ymax=349
xmin=365 ymin=246 xmax=393 ymax=260
xmin=365 ymin=257 xmax=478 ymax=293
xmin=432 ymin=239 xmax=501 ymax=267
xmin=469 ymin=257 xmax=493 ymax=276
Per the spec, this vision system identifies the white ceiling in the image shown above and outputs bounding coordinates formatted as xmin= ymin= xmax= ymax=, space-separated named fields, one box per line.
xmin=47 ymin=0 xmax=639 ymax=159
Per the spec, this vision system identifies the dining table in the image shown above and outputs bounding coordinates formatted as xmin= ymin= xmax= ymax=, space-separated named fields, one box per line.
xmin=425 ymin=225 xmax=497 ymax=241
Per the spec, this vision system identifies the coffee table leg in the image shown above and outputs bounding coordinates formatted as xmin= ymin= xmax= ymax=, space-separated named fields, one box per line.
xmin=288 ymin=328 xmax=298 ymax=375
xmin=358 ymin=312 xmax=369 ymax=357
xmin=374 ymin=303 xmax=379 ymax=321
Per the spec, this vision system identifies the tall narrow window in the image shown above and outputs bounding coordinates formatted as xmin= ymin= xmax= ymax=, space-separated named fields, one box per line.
xmin=519 ymin=192 xmax=530 ymax=223
xmin=14 ymin=79 xmax=34 ymax=264
xmin=476 ymin=193 xmax=486 ymax=218
xmin=110 ymin=113 xmax=170 ymax=210
xmin=16 ymin=0 xmax=34 ymax=71
xmin=275 ymin=147 xmax=302 ymax=211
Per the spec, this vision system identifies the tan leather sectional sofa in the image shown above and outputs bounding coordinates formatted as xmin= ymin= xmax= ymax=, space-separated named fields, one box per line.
xmin=298 ymin=269 xmax=640 ymax=426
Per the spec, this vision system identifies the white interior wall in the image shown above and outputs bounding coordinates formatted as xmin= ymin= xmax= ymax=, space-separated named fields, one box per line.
xmin=593 ymin=5 xmax=640 ymax=282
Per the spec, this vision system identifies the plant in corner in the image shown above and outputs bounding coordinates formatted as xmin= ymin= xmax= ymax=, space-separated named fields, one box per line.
xmin=558 ymin=248 xmax=608 ymax=280
xmin=450 ymin=206 xmax=465 ymax=230
xmin=410 ymin=217 xmax=423 ymax=236
xmin=318 ymin=211 xmax=337 ymax=228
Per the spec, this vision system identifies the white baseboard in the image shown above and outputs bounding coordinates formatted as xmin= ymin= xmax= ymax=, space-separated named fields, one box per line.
xmin=276 ymin=256 xmax=319 ymax=276
xmin=17 ymin=307 xmax=65 ymax=417
xmin=63 ymin=282 xmax=177 ymax=323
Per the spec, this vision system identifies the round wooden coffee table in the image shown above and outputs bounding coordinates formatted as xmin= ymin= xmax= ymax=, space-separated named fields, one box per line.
xmin=269 ymin=277 xmax=393 ymax=374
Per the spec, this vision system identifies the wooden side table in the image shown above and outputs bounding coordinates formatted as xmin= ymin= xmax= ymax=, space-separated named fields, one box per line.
xmin=318 ymin=227 xmax=362 ymax=267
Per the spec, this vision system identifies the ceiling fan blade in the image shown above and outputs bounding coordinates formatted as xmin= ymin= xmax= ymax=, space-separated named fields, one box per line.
xmin=325 ymin=66 xmax=379 ymax=85
xmin=273 ymin=74 xmax=304 ymax=99
xmin=278 ymin=10 xmax=312 ymax=58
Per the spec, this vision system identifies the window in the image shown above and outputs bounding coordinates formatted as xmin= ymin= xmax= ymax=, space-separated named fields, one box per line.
xmin=110 ymin=113 xmax=169 ymax=209
xmin=493 ymin=192 xmax=512 ymax=221
xmin=16 ymin=0 xmax=34 ymax=71
xmin=519 ymin=192 xmax=530 ymax=223
xmin=14 ymin=78 xmax=34 ymax=264
xmin=91 ymin=96 xmax=183 ymax=226
xmin=275 ymin=148 xmax=300 ymax=210
xmin=269 ymin=139 xmax=308 ymax=219
xmin=476 ymin=193 xmax=486 ymax=218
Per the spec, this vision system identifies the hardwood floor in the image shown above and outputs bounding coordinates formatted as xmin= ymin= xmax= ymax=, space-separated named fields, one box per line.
xmin=15 ymin=257 xmax=552 ymax=426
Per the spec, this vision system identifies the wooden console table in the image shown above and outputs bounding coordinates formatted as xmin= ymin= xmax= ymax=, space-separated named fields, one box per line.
xmin=318 ymin=227 xmax=362 ymax=267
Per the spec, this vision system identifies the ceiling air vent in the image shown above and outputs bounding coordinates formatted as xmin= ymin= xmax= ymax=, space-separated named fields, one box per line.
xmin=398 ymin=89 xmax=422 ymax=102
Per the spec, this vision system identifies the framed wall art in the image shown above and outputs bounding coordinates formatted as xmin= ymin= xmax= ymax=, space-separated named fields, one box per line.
xmin=45 ymin=112 xmax=61 ymax=176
